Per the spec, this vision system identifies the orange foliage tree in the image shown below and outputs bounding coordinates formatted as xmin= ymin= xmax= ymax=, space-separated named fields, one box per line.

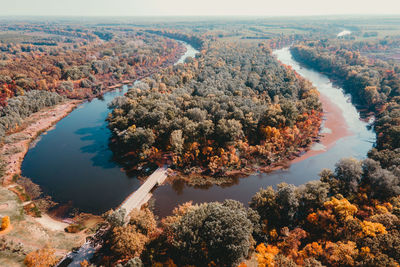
xmin=24 ymin=246 xmax=58 ymax=267
xmin=1 ymin=216 xmax=10 ymax=230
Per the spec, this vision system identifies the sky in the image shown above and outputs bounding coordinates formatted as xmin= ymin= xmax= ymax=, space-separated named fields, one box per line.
xmin=0 ymin=0 xmax=399 ymax=17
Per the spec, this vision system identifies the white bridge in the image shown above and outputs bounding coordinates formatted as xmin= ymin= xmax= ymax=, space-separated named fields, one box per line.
xmin=57 ymin=166 xmax=168 ymax=266
xmin=119 ymin=166 xmax=168 ymax=220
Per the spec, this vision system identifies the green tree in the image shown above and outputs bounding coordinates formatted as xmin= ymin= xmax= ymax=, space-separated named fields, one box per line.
xmin=169 ymin=200 xmax=253 ymax=266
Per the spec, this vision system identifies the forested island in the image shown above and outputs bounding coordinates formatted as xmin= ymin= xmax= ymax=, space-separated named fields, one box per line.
xmin=0 ymin=16 xmax=399 ymax=267
xmin=108 ymin=41 xmax=322 ymax=177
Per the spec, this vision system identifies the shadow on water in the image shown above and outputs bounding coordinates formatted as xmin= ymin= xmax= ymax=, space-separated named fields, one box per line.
xmin=21 ymin=42 xmax=199 ymax=215
xmin=20 ymin=43 xmax=373 ymax=218
xmin=75 ymin=125 xmax=117 ymax=169
xmin=151 ymin=47 xmax=376 ymax=218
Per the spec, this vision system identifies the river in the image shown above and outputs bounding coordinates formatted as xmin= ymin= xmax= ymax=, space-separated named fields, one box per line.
xmin=150 ymin=47 xmax=375 ymax=217
xmin=337 ymin=30 xmax=352 ymax=37
xmin=21 ymin=41 xmax=198 ymax=215
xmin=21 ymin=44 xmax=375 ymax=217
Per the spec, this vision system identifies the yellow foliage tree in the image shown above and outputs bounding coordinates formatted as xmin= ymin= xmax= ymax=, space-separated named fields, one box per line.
xmin=111 ymin=225 xmax=148 ymax=258
xmin=298 ymin=242 xmax=323 ymax=261
xmin=323 ymin=241 xmax=358 ymax=266
xmin=255 ymin=243 xmax=279 ymax=267
xmin=324 ymin=197 xmax=357 ymax=220
xmin=360 ymin=220 xmax=387 ymax=238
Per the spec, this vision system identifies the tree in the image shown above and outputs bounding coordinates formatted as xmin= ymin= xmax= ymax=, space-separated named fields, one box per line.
xmin=297 ymin=180 xmax=329 ymax=216
xmin=322 ymin=241 xmax=358 ymax=266
xmin=359 ymin=220 xmax=387 ymax=238
xmin=111 ymin=224 xmax=148 ymax=259
xmin=276 ymin=183 xmax=300 ymax=224
xmin=169 ymin=200 xmax=253 ymax=266
xmin=250 ymin=186 xmax=279 ymax=227
xmin=1 ymin=216 xmax=10 ymax=230
xmin=24 ymin=246 xmax=58 ymax=267
xmin=128 ymin=208 xmax=157 ymax=237
xmin=116 ymin=257 xmax=144 ymax=267
xmin=170 ymin=130 xmax=184 ymax=155
xmin=362 ymin=159 xmax=400 ymax=199
xmin=333 ymin=158 xmax=363 ymax=196
xmin=216 ymin=118 xmax=244 ymax=145
xmin=255 ymin=243 xmax=279 ymax=267
xmin=104 ymin=208 xmax=126 ymax=227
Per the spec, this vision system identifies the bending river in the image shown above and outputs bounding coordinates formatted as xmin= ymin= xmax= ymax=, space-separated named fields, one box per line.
xmin=21 ymin=45 xmax=375 ymax=217
xmin=21 ymin=42 xmax=198 ymax=215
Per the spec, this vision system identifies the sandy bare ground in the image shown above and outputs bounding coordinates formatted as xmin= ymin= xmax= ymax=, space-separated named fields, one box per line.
xmin=291 ymin=92 xmax=352 ymax=164
xmin=0 ymin=99 xmax=86 ymax=266
xmin=1 ymin=100 xmax=81 ymax=186
xmin=0 ymin=185 xmax=84 ymax=266
xmin=34 ymin=214 xmax=70 ymax=232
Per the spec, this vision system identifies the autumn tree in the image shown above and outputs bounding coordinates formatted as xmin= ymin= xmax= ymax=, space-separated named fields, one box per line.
xmin=111 ymin=224 xmax=148 ymax=259
xmin=24 ymin=246 xmax=58 ymax=267
xmin=1 ymin=216 xmax=10 ymax=230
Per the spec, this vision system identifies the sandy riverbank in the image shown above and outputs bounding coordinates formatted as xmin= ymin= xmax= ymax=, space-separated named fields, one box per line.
xmin=1 ymin=100 xmax=81 ymax=186
xmin=0 ymin=100 xmax=91 ymax=265
xmin=291 ymin=92 xmax=352 ymax=164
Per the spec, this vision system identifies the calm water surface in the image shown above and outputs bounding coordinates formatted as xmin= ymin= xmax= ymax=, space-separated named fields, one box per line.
xmin=151 ymin=47 xmax=376 ymax=217
xmin=21 ymin=45 xmax=375 ymax=217
xmin=21 ymin=42 xmax=198 ymax=215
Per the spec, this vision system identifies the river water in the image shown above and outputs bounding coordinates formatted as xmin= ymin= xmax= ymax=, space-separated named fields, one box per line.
xmin=150 ymin=47 xmax=375 ymax=217
xmin=21 ymin=42 xmax=198 ymax=215
xmin=21 ymin=44 xmax=375 ymax=217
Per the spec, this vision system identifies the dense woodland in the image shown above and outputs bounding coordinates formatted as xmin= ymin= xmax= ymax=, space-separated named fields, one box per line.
xmin=100 ymin=29 xmax=400 ymax=266
xmin=0 ymin=27 xmax=184 ymax=104
xmin=108 ymin=41 xmax=322 ymax=176
xmin=1 ymin=18 xmax=400 ymax=267
xmin=97 ymin=156 xmax=400 ymax=266
xmin=0 ymin=24 xmax=188 ymax=140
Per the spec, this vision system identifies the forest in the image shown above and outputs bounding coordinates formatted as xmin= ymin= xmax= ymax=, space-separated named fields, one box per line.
xmin=93 ymin=156 xmax=400 ymax=266
xmin=1 ymin=17 xmax=400 ymax=267
xmin=291 ymin=40 xmax=400 ymax=163
xmin=0 ymin=23 xmax=188 ymax=140
xmin=94 ymin=23 xmax=400 ymax=266
xmin=108 ymin=40 xmax=322 ymax=176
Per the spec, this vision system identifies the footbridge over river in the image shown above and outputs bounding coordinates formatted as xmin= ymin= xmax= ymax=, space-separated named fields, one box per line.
xmin=118 ymin=166 xmax=168 ymax=221
xmin=57 ymin=166 xmax=169 ymax=267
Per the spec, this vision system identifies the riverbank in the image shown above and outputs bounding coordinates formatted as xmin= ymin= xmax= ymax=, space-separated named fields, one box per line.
xmin=0 ymin=98 xmax=113 ymax=266
xmin=0 ymin=182 xmax=84 ymax=267
xmin=151 ymin=47 xmax=375 ymax=218
xmin=1 ymin=100 xmax=81 ymax=186
xmin=291 ymin=89 xmax=352 ymax=164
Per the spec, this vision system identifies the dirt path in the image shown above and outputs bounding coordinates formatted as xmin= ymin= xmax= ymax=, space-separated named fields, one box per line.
xmin=0 ymin=99 xmax=86 ymax=264
xmin=1 ymin=100 xmax=81 ymax=186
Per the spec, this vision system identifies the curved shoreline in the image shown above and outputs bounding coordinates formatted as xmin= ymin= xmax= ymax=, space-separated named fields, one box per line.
xmin=6 ymin=44 xmax=368 ymax=222
xmin=291 ymin=90 xmax=353 ymax=164
xmin=0 ymin=39 xmax=192 ymax=230
xmin=1 ymin=100 xmax=82 ymax=186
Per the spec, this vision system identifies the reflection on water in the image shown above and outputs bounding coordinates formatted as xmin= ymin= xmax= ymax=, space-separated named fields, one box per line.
xmin=151 ymin=47 xmax=376 ymax=218
xmin=21 ymin=45 xmax=374 ymax=217
xmin=21 ymin=41 xmax=198 ymax=215
xmin=21 ymin=87 xmax=141 ymax=214
xmin=175 ymin=41 xmax=197 ymax=64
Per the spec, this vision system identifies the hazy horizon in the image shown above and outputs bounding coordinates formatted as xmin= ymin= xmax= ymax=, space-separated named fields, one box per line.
xmin=1 ymin=0 xmax=399 ymax=17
